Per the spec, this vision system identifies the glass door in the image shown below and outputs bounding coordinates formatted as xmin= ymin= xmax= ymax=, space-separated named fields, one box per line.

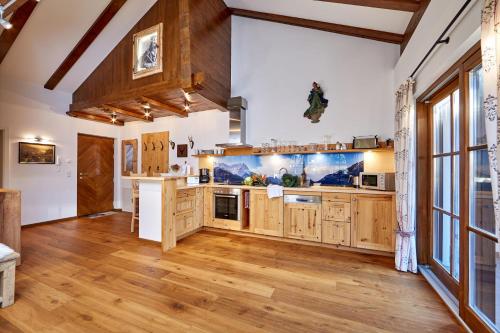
xmin=464 ymin=63 xmax=499 ymax=332
xmin=430 ymin=79 xmax=461 ymax=296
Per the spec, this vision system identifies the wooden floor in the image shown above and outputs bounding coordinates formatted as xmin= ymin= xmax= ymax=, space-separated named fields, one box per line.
xmin=1 ymin=213 xmax=464 ymax=333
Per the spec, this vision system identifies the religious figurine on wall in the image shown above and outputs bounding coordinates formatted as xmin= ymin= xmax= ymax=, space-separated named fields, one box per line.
xmin=304 ymin=82 xmax=329 ymax=123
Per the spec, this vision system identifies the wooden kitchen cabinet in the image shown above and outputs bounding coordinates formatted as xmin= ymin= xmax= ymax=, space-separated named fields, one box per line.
xmin=203 ymin=187 xmax=214 ymax=227
xmin=284 ymin=201 xmax=322 ymax=242
xmin=351 ymin=194 xmax=395 ymax=252
xmin=175 ymin=188 xmax=201 ymax=239
xmin=322 ymin=201 xmax=351 ymax=222
xmin=249 ymin=190 xmax=284 ymax=237
xmin=322 ymin=221 xmax=351 ymax=246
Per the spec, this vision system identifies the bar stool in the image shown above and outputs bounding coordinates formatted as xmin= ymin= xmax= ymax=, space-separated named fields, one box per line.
xmin=130 ymin=172 xmax=147 ymax=232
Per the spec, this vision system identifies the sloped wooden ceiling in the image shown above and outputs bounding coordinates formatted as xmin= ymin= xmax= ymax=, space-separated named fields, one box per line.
xmin=70 ymin=0 xmax=231 ymax=126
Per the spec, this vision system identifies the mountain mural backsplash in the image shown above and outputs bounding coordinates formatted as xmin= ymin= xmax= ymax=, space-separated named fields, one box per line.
xmin=214 ymin=153 xmax=364 ymax=186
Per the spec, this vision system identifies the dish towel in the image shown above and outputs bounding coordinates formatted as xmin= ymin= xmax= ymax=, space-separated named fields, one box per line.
xmin=0 ymin=243 xmax=14 ymax=260
xmin=267 ymin=185 xmax=284 ymax=199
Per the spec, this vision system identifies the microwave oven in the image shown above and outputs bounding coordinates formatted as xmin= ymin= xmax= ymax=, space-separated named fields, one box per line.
xmin=359 ymin=172 xmax=395 ymax=191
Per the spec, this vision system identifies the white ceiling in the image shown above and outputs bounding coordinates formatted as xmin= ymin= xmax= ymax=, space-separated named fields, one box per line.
xmin=0 ymin=0 xmax=157 ymax=93
xmin=223 ymin=0 xmax=413 ymax=34
xmin=0 ymin=0 xmax=411 ymax=95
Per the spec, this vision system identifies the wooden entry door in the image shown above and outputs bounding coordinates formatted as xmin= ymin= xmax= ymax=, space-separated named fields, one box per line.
xmin=77 ymin=134 xmax=115 ymax=216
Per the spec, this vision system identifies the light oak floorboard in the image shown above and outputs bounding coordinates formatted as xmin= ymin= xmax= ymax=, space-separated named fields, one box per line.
xmin=0 ymin=213 xmax=465 ymax=332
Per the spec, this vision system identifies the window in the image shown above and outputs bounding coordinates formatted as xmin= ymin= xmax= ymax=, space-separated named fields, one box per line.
xmin=467 ymin=64 xmax=498 ymax=331
xmin=430 ymin=80 xmax=461 ymax=286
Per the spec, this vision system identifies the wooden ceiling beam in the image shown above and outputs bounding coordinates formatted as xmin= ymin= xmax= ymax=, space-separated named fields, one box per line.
xmin=0 ymin=0 xmax=30 ymax=16
xmin=102 ymin=104 xmax=153 ymax=122
xmin=67 ymin=111 xmax=124 ymax=126
xmin=229 ymin=8 xmax=404 ymax=44
xmin=44 ymin=0 xmax=127 ymax=90
xmin=400 ymin=0 xmax=430 ymax=54
xmin=0 ymin=0 xmax=37 ymax=64
xmin=315 ymin=0 xmax=421 ymax=12
xmin=141 ymin=96 xmax=189 ymax=118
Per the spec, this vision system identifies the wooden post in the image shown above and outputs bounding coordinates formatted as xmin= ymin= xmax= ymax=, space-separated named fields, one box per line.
xmin=0 ymin=252 xmax=19 ymax=308
xmin=161 ymin=179 xmax=177 ymax=252
xmin=0 ymin=190 xmax=21 ymax=265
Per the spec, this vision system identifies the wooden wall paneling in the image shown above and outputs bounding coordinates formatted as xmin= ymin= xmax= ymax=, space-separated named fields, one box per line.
xmin=0 ymin=190 xmax=21 ymax=265
xmin=189 ymin=0 xmax=231 ymax=107
xmin=141 ymin=132 xmax=169 ymax=176
xmin=0 ymin=0 xmax=37 ymax=64
xmin=73 ymin=0 xmax=182 ymax=104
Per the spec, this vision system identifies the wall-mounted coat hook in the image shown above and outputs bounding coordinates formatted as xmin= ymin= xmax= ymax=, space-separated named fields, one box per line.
xmin=169 ymin=140 xmax=176 ymax=150
xmin=188 ymin=136 xmax=194 ymax=149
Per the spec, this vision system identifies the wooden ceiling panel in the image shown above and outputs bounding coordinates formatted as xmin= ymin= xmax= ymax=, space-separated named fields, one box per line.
xmin=67 ymin=110 xmax=124 ymax=126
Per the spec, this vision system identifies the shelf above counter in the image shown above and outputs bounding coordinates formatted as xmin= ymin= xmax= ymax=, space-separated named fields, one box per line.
xmin=193 ymin=146 xmax=394 ymax=158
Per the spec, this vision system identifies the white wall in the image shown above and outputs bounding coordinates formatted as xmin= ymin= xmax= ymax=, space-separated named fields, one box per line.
xmin=119 ymin=111 xmax=229 ymax=212
xmin=394 ymin=0 xmax=481 ymax=96
xmin=0 ymin=79 xmax=121 ymax=225
xmin=231 ymin=16 xmax=400 ymax=145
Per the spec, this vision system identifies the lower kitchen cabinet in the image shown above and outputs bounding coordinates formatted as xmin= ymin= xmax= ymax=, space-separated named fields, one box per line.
xmin=284 ymin=201 xmax=321 ymax=242
xmin=175 ymin=212 xmax=195 ymax=237
xmin=322 ymin=221 xmax=351 ymax=246
xmin=203 ymin=187 xmax=214 ymax=227
xmin=351 ymin=194 xmax=395 ymax=252
xmin=249 ymin=190 xmax=284 ymax=237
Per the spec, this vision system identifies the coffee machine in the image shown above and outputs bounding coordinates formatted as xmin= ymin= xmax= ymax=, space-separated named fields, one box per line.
xmin=199 ymin=168 xmax=210 ymax=183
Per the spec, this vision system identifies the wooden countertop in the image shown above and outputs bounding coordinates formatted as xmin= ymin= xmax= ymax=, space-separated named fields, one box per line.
xmin=122 ymin=176 xmax=188 ymax=181
xmin=0 ymin=189 xmax=21 ymax=193
xmin=177 ymin=184 xmax=395 ymax=195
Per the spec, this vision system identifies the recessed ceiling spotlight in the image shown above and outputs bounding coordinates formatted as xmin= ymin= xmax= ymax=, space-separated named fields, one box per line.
xmin=144 ymin=109 xmax=151 ymax=118
xmin=111 ymin=113 xmax=117 ymax=123
xmin=142 ymin=103 xmax=151 ymax=110
xmin=184 ymin=99 xmax=191 ymax=111
xmin=0 ymin=0 xmax=16 ymax=29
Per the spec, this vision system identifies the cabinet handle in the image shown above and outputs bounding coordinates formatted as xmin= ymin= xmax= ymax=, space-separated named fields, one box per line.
xmin=144 ymin=143 xmax=147 ymax=151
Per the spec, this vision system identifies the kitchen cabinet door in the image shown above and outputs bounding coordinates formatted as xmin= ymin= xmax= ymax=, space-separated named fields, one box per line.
xmin=203 ymin=187 xmax=214 ymax=227
xmin=249 ymin=190 xmax=284 ymax=237
xmin=194 ymin=188 xmax=204 ymax=228
xmin=322 ymin=201 xmax=351 ymax=222
xmin=176 ymin=212 xmax=194 ymax=237
xmin=322 ymin=221 xmax=351 ymax=246
xmin=351 ymin=195 xmax=395 ymax=252
xmin=284 ymin=203 xmax=321 ymax=242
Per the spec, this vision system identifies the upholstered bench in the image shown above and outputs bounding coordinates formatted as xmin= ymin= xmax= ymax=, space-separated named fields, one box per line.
xmin=0 ymin=252 xmax=19 ymax=308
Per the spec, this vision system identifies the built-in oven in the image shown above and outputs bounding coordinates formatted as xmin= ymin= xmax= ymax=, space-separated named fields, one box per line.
xmin=213 ymin=188 xmax=241 ymax=221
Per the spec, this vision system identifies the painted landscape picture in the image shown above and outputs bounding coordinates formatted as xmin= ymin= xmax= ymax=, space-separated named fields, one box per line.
xmin=19 ymin=142 xmax=56 ymax=164
xmin=214 ymin=153 xmax=363 ymax=186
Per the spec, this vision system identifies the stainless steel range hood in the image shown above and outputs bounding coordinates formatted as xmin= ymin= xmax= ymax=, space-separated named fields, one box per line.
xmin=216 ymin=96 xmax=253 ymax=148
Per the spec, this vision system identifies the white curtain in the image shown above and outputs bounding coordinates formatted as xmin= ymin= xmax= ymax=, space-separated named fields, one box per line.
xmin=481 ymin=0 xmax=500 ymax=241
xmin=394 ymin=79 xmax=417 ymax=273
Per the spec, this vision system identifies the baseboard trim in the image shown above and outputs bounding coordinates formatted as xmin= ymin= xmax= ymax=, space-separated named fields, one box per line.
xmin=203 ymin=227 xmax=395 ymax=257
xmin=21 ymin=216 xmax=78 ymax=229
xmin=419 ymin=266 xmax=472 ymax=333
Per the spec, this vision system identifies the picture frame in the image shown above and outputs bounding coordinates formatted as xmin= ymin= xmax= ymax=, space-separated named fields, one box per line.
xmin=132 ymin=23 xmax=163 ymax=80
xmin=18 ymin=142 xmax=56 ymax=164
xmin=177 ymin=144 xmax=188 ymax=158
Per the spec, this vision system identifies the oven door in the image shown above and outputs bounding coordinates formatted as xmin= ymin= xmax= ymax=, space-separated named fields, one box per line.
xmin=213 ymin=193 xmax=240 ymax=221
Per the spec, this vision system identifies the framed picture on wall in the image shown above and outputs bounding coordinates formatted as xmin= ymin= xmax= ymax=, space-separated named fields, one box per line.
xmin=18 ymin=142 xmax=56 ymax=164
xmin=177 ymin=144 xmax=188 ymax=158
xmin=132 ymin=23 xmax=163 ymax=80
